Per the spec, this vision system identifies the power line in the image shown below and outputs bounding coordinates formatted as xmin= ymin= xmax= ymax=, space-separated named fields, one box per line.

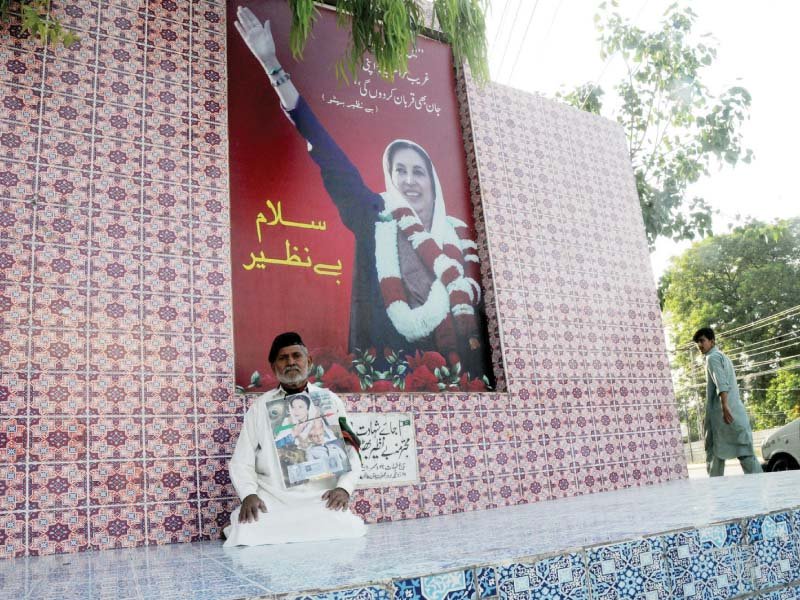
xmin=681 ymin=364 xmax=800 ymax=389
xmin=717 ymin=305 xmax=800 ymax=339
xmin=495 ymin=0 xmax=525 ymax=79
xmin=505 ymin=0 xmax=541 ymax=85
xmin=726 ymin=339 xmax=800 ymax=366
xmin=743 ymin=364 xmax=800 ymax=381
xmin=723 ymin=331 xmax=800 ymax=361
xmin=676 ymin=306 xmax=800 ymax=351
xmin=674 ymin=305 xmax=800 ymax=351
xmin=578 ymin=0 xmax=651 ymax=111
xmin=737 ymin=352 xmax=800 ymax=375
xmin=681 ymin=352 xmax=800 ymax=385
xmin=682 ymin=336 xmax=800 ymax=377
xmin=538 ymin=0 xmax=565 ymax=50
xmin=491 ymin=0 xmax=511 ymax=49
xmin=676 ymin=317 xmax=800 ymax=356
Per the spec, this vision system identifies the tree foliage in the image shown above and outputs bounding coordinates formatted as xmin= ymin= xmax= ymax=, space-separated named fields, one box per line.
xmin=561 ymin=2 xmax=753 ymax=247
xmin=0 ymin=0 xmax=78 ymax=47
xmin=763 ymin=366 xmax=800 ymax=424
xmin=1 ymin=1 xmax=490 ymax=83
xmin=291 ymin=0 xmax=489 ymax=82
xmin=559 ymin=83 xmax=604 ymax=116
xmin=661 ymin=218 xmax=800 ymax=429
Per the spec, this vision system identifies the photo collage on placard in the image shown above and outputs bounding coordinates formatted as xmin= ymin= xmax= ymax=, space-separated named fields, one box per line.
xmin=267 ymin=390 xmax=351 ymax=488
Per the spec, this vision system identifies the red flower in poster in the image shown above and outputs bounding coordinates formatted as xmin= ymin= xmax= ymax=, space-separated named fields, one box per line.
xmin=467 ymin=378 xmax=488 ymax=392
xmin=368 ymin=380 xmax=396 ymax=393
xmin=322 ymin=363 xmax=361 ymax=392
xmin=310 ymin=347 xmax=353 ymax=371
xmin=406 ymin=350 xmax=447 ymax=372
xmin=405 ymin=365 xmax=439 ymax=392
xmin=459 ymin=374 xmax=488 ymax=392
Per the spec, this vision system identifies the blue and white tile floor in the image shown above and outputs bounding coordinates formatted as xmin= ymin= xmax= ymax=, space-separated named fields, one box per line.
xmin=2 ymin=471 xmax=799 ymax=599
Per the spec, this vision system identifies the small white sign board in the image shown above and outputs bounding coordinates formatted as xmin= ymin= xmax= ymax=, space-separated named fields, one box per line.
xmin=349 ymin=413 xmax=418 ymax=487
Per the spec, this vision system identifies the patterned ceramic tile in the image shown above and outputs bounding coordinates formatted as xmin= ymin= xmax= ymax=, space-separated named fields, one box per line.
xmin=771 ymin=586 xmax=800 ymax=600
xmin=28 ymin=462 xmax=86 ymax=510
xmin=477 ymin=566 xmax=498 ymax=598
xmin=747 ymin=512 xmax=794 ymax=544
xmin=0 ymin=370 xmax=28 ymax=417
xmin=381 ymin=485 xmax=424 ymax=520
xmin=147 ymin=501 xmax=199 ymax=545
xmin=748 ymin=518 xmax=800 ymax=590
xmin=89 ymin=504 xmax=147 ymax=551
xmin=496 ymin=553 xmax=587 ymax=600
xmin=698 ymin=522 xmax=743 ymax=550
xmin=291 ymin=587 xmax=392 ymax=600
xmin=28 ymin=509 xmax=88 ymax=555
xmin=664 ymin=528 xmax=749 ymax=599
xmin=200 ymin=496 xmax=238 ymax=540
xmin=146 ymin=459 xmax=198 ymax=502
xmin=394 ymin=569 xmax=475 ymax=600
xmin=588 ymin=538 xmax=669 ymax=600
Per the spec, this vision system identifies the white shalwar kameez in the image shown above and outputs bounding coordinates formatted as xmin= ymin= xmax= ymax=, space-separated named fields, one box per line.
xmin=223 ymin=383 xmax=366 ymax=546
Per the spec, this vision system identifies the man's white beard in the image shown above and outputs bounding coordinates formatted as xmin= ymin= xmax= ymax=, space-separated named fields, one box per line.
xmin=277 ymin=365 xmax=309 ymax=387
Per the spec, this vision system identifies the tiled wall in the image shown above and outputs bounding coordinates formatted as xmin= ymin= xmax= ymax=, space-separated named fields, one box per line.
xmin=0 ymin=0 xmax=685 ymax=558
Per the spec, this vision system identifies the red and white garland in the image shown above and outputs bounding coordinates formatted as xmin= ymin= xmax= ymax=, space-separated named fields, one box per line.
xmin=376 ymin=140 xmax=481 ymax=352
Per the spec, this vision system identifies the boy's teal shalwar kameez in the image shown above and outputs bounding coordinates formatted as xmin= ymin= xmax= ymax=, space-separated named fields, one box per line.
xmin=703 ymin=347 xmax=762 ymax=476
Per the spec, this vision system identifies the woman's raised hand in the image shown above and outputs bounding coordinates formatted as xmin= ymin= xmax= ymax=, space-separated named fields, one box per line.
xmin=234 ymin=5 xmax=299 ymax=109
xmin=234 ymin=6 xmax=277 ymax=67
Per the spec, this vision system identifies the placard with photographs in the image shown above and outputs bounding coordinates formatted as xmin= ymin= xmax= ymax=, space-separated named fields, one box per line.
xmin=267 ymin=391 xmax=352 ymax=488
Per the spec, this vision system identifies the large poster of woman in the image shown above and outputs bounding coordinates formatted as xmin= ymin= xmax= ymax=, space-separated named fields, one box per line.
xmin=228 ymin=1 xmax=494 ymax=392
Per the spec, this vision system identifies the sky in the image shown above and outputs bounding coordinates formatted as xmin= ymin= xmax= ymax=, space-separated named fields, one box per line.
xmin=482 ymin=0 xmax=800 ymax=281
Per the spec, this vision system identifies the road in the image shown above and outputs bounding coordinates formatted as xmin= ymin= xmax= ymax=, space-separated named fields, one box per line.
xmin=687 ymin=460 xmax=744 ymax=478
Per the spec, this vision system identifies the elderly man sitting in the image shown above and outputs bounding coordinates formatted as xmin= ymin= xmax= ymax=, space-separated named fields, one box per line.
xmin=223 ymin=332 xmax=366 ymax=546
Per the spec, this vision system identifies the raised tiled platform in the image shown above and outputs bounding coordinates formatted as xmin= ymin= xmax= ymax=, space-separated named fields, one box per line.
xmin=3 ymin=472 xmax=800 ymax=599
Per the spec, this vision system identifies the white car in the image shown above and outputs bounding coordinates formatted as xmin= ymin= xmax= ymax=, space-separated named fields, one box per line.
xmin=761 ymin=418 xmax=800 ymax=471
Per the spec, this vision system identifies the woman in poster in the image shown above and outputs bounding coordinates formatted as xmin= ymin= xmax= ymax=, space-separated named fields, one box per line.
xmin=288 ymin=394 xmax=335 ymax=448
xmin=235 ymin=6 xmax=491 ymax=379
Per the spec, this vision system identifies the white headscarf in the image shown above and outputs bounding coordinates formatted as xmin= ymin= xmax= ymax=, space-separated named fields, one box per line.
xmin=374 ymin=140 xmax=479 ymax=343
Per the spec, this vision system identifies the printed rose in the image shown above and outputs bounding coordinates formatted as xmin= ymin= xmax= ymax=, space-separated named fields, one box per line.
xmin=405 ymin=365 xmax=439 ymax=392
xmin=467 ymin=378 xmax=488 ymax=392
xmin=322 ymin=363 xmax=360 ymax=392
xmin=459 ymin=374 xmax=488 ymax=392
xmin=309 ymin=347 xmax=353 ymax=372
xmin=368 ymin=380 xmax=396 ymax=393
xmin=406 ymin=350 xmax=447 ymax=372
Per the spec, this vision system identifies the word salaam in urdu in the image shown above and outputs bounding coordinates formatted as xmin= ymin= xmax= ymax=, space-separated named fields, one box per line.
xmin=242 ymin=199 xmax=343 ymax=283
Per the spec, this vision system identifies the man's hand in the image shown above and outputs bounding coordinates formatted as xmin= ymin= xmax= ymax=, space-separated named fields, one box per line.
xmin=238 ymin=493 xmax=267 ymax=523
xmin=234 ymin=6 xmax=277 ymax=66
xmin=468 ymin=336 xmax=481 ymax=351
xmin=322 ymin=487 xmax=350 ymax=511
xmin=722 ymin=403 xmax=734 ymax=425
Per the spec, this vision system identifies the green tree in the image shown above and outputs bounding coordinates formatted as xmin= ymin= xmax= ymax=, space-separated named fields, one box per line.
xmin=0 ymin=0 xmax=78 ymax=47
xmin=560 ymin=2 xmax=752 ymax=247
xmin=2 ymin=1 xmax=489 ymax=82
xmin=761 ymin=365 xmax=800 ymax=424
xmin=288 ymin=0 xmax=488 ymax=82
xmin=660 ymin=218 xmax=800 ymax=429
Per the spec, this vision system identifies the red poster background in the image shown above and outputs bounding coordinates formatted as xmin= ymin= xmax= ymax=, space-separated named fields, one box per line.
xmin=228 ymin=1 xmax=481 ymax=387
